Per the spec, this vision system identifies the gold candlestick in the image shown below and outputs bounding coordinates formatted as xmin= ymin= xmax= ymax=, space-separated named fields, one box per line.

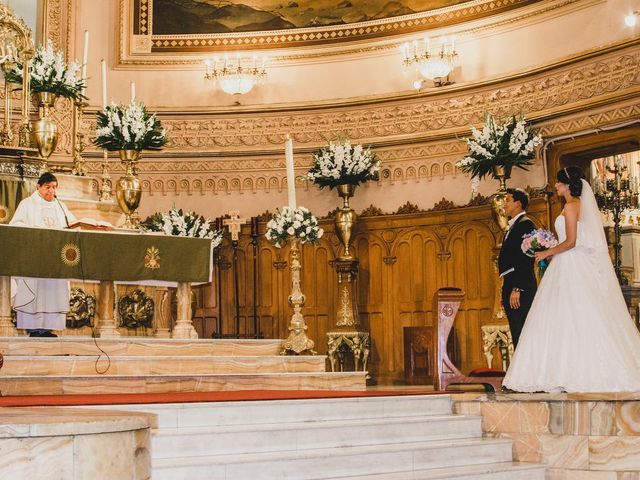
xmin=0 ymin=61 xmax=14 ymax=145
xmin=99 ymin=149 xmax=112 ymax=201
xmin=72 ymin=100 xmax=88 ymax=175
xmin=281 ymin=237 xmax=316 ymax=355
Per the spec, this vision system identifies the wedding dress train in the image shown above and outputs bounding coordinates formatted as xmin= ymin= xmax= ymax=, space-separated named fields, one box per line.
xmin=503 ymin=181 xmax=640 ymax=392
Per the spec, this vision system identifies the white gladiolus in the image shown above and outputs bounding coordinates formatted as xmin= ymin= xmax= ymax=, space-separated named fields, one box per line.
xmin=265 ymin=206 xmax=324 ymax=248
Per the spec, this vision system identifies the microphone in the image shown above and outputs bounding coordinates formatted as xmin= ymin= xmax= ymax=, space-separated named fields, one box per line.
xmin=54 ymin=194 xmax=70 ymax=228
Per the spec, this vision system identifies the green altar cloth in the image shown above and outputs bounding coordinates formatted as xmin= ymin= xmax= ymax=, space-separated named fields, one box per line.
xmin=0 ymin=225 xmax=212 ymax=283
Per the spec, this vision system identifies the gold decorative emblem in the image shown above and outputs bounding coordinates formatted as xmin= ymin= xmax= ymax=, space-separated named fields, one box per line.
xmin=118 ymin=288 xmax=155 ymax=329
xmin=0 ymin=204 xmax=9 ymax=223
xmin=144 ymin=246 xmax=160 ymax=269
xmin=61 ymin=243 xmax=80 ymax=266
xmin=66 ymin=288 xmax=96 ymax=329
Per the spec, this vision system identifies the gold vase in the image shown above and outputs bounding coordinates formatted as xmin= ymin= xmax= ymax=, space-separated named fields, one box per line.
xmin=31 ymin=91 xmax=58 ymax=161
xmin=335 ymin=183 xmax=357 ymax=260
xmin=490 ymin=164 xmax=513 ymax=234
xmin=115 ymin=149 xmax=142 ymax=229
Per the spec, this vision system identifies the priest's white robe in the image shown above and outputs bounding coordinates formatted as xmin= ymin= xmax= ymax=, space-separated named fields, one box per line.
xmin=9 ymin=191 xmax=77 ymax=330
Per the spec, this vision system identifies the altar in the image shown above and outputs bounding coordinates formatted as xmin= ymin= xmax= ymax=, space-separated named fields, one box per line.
xmin=0 ymin=224 xmax=213 ymax=339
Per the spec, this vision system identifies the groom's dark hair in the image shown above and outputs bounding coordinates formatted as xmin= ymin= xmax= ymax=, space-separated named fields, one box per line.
xmin=507 ymin=188 xmax=529 ymax=209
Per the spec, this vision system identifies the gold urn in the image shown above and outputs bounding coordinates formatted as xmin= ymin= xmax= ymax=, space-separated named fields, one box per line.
xmin=31 ymin=91 xmax=59 ymax=161
xmin=335 ymin=183 xmax=357 ymax=260
xmin=115 ymin=149 xmax=142 ymax=229
xmin=490 ymin=164 xmax=513 ymax=234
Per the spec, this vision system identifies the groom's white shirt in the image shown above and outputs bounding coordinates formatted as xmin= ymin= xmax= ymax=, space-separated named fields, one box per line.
xmin=504 ymin=211 xmax=526 ymax=240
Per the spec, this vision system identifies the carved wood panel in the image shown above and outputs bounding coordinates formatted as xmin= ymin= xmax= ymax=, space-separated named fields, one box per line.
xmin=193 ymin=198 xmax=548 ymax=384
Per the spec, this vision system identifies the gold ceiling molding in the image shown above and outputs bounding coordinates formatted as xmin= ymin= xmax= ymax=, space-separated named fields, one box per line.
xmin=85 ymin=45 xmax=640 ymax=156
xmin=119 ymin=0 xmax=543 ymax=65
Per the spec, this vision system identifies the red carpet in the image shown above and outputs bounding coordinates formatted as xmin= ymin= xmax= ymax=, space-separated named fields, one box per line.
xmin=0 ymin=389 xmax=443 ymax=407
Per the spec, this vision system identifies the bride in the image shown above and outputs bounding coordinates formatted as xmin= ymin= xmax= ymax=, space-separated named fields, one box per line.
xmin=503 ymin=165 xmax=640 ymax=392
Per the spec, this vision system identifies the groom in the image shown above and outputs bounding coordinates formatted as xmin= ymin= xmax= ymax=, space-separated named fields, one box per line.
xmin=498 ymin=188 xmax=536 ymax=348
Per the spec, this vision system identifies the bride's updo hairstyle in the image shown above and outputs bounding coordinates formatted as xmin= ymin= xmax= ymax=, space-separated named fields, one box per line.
xmin=556 ymin=165 xmax=585 ymax=197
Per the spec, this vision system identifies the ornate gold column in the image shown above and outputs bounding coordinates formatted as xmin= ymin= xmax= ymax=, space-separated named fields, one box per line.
xmin=96 ymin=280 xmax=120 ymax=338
xmin=490 ymin=165 xmax=511 ymax=328
xmin=281 ymin=238 xmax=316 ymax=355
xmin=0 ymin=275 xmax=18 ymax=336
xmin=171 ymin=282 xmax=198 ymax=339
xmin=326 ymin=184 xmax=370 ymax=374
xmin=153 ymin=286 xmax=171 ymax=338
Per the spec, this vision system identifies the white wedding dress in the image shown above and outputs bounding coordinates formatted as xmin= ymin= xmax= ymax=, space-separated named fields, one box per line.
xmin=503 ymin=180 xmax=640 ymax=392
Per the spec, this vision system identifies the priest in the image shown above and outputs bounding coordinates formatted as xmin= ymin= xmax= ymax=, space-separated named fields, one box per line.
xmin=10 ymin=172 xmax=77 ymax=337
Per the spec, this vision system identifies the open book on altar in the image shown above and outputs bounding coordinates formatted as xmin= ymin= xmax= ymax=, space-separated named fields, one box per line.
xmin=68 ymin=218 xmax=114 ymax=231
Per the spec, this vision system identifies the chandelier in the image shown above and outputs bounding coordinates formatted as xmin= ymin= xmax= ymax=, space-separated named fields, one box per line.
xmin=592 ymin=154 xmax=639 ymax=284
xmin=204 ymin=54 xmax=267 ymax=95
xmin=401 ymin=37 xmax=457 ymax=88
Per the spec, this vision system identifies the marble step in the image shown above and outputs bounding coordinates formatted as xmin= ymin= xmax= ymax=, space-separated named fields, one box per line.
xmin=152 ymin=414 xmax=482 ymax=458
xmin=151 ymin=437 xmax=514 ymax=480
xmin=0 ymin=337 xmax=283 ymax=357
xmin=326 ymin=462 xmax=545 ymax=480
xmin=0 ymin=371 xmax=367 ymax=395
xmin=113 ymin=395 xmax=454 ymax=428
xmin=0 ymin=354 xmax=327 ymax=375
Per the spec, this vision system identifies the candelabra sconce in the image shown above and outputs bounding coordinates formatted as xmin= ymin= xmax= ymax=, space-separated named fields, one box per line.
xmin=401 ymin=36 xmax=457 ymax=88
xmin=72 ymin=100 xmax=88 ymax=175
xmin=281 ymin=237 xmax=316 ymax=355
xmin=204 ymin=54 xmax=267 ymax=95
xmin=592 ymin=155 xmax=639 ymax=284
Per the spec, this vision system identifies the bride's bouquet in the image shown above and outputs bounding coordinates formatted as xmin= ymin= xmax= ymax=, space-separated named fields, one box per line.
xmin=521 ymin=228 xmax=559 ymax=278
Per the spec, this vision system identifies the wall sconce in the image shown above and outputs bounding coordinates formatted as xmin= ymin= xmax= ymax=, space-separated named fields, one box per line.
xmin=401 ymin=36 xmax=457 ymax=88
xmin=204 ymin=54 xmax=267 ymax=95
xmin=625 ymin=11 xmax=639 ymax=26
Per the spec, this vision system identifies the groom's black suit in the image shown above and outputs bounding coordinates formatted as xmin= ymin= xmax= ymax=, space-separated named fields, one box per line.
xmin=498 ymin=213 xmax=537 ymax=347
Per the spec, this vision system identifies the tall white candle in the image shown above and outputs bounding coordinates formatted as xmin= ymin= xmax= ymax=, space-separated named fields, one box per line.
xmin=100 ymin=59 xmax=107 ymax=108
xmin=285 ymin=135 xmax=296 ymax=209
xmin=130 ymin=81 xmax=136 ymax=103
xmin=81 ymin=30 xmax=89 ymax=87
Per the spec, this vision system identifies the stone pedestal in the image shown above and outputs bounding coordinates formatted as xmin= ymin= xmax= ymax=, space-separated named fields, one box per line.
xmin=153 ymin=286 xmax=171 ymax=338
xmin=96 ymin=280 xmax=120 ymax=338
xmin=171 ymin=282 xmax=198 ymax=339
xmin=0 ymin=275 xmax=17 ymax=336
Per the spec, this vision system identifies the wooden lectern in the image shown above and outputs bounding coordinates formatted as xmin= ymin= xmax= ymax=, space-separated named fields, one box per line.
xmin=434 ymin=288 xmax=504 ymax=392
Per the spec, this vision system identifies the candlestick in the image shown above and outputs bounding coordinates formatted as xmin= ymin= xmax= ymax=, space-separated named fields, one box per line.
xmin=130 ymin=81 xmax=136 ymax=103
xmin=285 ymin=135 xmax=296 ymax=209
xmin=251 ymin=216 xmax=259 ymax=236
xmin=81 ymin=30 xmax=89 ymax=92
xmin=100 ymin=59 xmax=107 ymax=108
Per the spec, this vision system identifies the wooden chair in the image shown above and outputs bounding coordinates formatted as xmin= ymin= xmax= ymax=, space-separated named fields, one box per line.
xmin=434 ymin=288 xmax=504 ymax=392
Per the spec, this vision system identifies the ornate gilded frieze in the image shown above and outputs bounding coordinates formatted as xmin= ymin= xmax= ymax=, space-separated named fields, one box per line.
xmin=85 ymin=45 xmax=640 ymax=157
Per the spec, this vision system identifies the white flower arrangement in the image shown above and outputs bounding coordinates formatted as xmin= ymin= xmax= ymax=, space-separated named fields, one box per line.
xmin=94 ymin=101 xmax=167 ymax=151
xmin=5 ymin=41 xmax=85 ymax=100
xmin=457 ymin=114 xmax=543 ymax=180
xmin=142 ymin=207 xmax=223 ymax=249
xmin=265 ymin=206 xmax=324 ymax=248
xmin=306 ymin=139 xmax=381 ymax=189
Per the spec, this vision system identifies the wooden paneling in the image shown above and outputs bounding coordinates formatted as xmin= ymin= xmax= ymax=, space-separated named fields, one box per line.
xmin=193 ymin=198 xmax=548 ymax=384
